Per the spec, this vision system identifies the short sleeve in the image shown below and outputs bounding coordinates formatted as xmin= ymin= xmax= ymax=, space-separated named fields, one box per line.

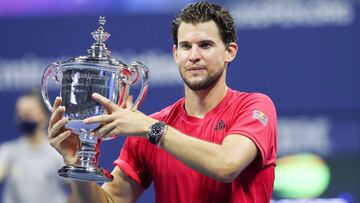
xmin=114 ymin=137 xmax=152 ymax=189
xmin=226 ymin=93 xmax=277 ymax=167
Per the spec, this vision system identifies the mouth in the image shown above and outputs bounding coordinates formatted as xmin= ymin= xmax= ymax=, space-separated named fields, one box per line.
xmin=187 ymin=66 xmax=206 ymax=72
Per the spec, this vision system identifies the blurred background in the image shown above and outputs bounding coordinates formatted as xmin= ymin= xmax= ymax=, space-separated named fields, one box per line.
xmin=0 ymin=0 xmax=359 ymax=202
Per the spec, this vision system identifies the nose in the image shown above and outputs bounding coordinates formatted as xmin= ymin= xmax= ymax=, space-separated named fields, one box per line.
xmin=188 ymin=46 xmax=201 ymax=63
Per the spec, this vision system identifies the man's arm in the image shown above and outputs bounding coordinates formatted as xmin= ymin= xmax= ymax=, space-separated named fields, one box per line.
xmin=85 ymin=93 xmax=259 ymax=183
xmin=161 ymin=128 xmax=258 ymax=182
xmin=48 ymin=97 xmax=144 ymax=203
xmin=71 ymin=167 xmax=143 ymax=203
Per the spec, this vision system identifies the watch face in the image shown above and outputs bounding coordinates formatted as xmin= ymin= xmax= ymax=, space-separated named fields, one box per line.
xmin=152 ymin=124 xmax=163 ymax=136
xmin=148 ymin=122 xmax=165 ymax=145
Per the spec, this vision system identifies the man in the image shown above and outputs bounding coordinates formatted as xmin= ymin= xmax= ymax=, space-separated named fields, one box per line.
xmin=0 ymin=89 xmax=73 ymax=203
xmin=48 ymin=2 xmax=277 ymax=203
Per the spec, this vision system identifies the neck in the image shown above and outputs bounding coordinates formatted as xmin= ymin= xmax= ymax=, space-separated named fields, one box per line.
xmin=184 ymin=74 xmax=228 ymax=118
xmin=25 ymin=129 xmax=44 ymax=146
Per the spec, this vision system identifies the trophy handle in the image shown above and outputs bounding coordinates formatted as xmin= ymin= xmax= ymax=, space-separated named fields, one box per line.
xmin=128 ymin=61 xmax=149 ymax=109
xmin=41 ymin=62 xmax=62 ymax=112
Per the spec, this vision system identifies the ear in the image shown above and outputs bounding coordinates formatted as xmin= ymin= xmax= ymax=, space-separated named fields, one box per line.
xmin=225 ymin=42 xmax=238 ymax=63
xmin=172 ymin=44 xmax=179 ymax=64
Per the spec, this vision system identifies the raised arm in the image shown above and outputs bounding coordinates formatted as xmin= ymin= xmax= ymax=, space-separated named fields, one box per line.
xmin=160 ymin=129 xmax=258 ymax=182
xmin=48 ymin=97 xmax=143 ymax=203
xmin=85 ymin=93 xmax=259 ymax=183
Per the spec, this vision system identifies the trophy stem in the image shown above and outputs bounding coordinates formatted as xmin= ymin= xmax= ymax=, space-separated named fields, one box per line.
xmin=57 ymin=129 xmax=113 ymax=183
xmin=77 ymin=130 xmax=99 ymax=168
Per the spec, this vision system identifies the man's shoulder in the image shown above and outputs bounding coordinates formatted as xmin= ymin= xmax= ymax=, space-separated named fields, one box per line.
xmin=230 ymin=89 xmax=275 ymax=105
xmin=0 ymin=138 xmax=24 ymax=162
xmin=149 ymin=98 xmax=184 ymax=121
xmin=0 ymin=137 xmax=24 ymax=150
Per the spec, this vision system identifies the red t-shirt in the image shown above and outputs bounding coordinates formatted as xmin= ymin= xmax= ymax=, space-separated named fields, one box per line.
xmin=114 ymin=89 xmax=277 ymax=203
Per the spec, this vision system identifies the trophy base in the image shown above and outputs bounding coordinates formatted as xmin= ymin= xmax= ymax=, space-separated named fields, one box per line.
xmin=58 ymin=165 xmax=113 ymax=183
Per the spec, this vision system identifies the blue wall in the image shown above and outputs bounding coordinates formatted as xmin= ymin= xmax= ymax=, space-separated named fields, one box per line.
xmin=0 ymin=1 xmax=359 ymax=202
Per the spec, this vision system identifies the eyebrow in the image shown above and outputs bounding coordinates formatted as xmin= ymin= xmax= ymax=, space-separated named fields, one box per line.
xmin=198 ymin=40 xmax=215 ymax=45
xmin=178 ymin=39 xmax=215 ymax=45
xmin=178 ymin=41 xmax=190 ymax=46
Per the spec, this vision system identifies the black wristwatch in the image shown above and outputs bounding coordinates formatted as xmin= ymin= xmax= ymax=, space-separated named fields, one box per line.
xmin=147 ymin=121 xmax=166 ymax=145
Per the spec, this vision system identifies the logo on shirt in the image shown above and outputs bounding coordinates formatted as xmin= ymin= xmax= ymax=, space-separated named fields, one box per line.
xmin=214 ymin=119 xmax=226 ymax=130
xmin=252 ymin=110 xmax=268 ymax=126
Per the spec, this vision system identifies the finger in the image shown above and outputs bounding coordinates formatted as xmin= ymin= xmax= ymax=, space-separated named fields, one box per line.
xmin=92 ymin=93 xmax=119 ymax=111
xmin=103 ymin=99 xmax=114 ymax=114
xmin=126 ymin=95 xmax=136 ymax=111
xmin=118 ymin=85 xmax=130 ymax=108
xmin=83 ymin=114 xmax=114 ymax=124
xmin=51 ymin=97 xmax=64 ymax=120
xmin=106 ymin=128 xmax=122 ymax=138
xmin=52 ymin=97 xmax=62 ymax=112
xmin=50 ymin=130 xmax=72 ymax=147
xmin=49 ymin=105 xmax=66 ymax=130
xmin=93 ymin=121 xmax=118 ymax=137
xmin=105 ymin=106 xmax=112 ymax=114
xmin=119 ymin=97 xmax=127 ymax=108
xmin=48 ymin=117 xmax=68 ymax=138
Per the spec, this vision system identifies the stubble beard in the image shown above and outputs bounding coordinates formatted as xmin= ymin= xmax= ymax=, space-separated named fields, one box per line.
xmin=180 ymin=67 xmax=225 ymax=91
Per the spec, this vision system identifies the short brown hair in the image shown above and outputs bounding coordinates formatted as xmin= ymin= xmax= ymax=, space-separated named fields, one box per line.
xmin=172 ymin=2 xmax=237 ymax=47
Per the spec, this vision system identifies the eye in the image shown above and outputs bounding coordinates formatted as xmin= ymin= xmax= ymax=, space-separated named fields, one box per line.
xmin=180 ymin=43 xmax=191 ymax=50
xmin=199 ymin=42 xmax=213 ymax=49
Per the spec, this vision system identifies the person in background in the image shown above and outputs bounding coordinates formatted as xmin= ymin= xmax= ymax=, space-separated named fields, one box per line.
xmin=48 ymin=2 xmax=277 ymax=203
xmin=0 ymin=89 xmax=73 ymax=203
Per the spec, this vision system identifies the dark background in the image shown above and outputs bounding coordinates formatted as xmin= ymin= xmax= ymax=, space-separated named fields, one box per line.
xmin=0 ymin=0 xmax=359 ymax=202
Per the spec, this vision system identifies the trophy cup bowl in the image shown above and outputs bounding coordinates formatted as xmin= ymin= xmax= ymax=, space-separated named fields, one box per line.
xmin=41 ymin=17 xmax=149 ymax=183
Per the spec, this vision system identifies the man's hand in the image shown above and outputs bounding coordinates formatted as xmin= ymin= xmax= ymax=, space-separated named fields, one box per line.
xmin=83 ymin=93 xmax=156 ymax=139
xmin=48 ymin=97 xmax=79 ymax=165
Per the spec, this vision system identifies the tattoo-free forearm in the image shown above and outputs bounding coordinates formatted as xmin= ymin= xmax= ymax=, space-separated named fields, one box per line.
xmin=160 ymin=126 xmax=257 ymax=182
xmin=71 ymin=181 xmax=114 ymax=203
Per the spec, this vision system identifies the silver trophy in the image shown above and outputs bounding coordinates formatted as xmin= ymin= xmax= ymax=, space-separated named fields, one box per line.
xmin=41 ymin=16 xmax=149 ymax=182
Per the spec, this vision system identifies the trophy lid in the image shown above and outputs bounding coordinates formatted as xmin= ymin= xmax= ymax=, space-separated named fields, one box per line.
xmin=65 ymin=16 xmax=125 ymax=67
xmin=87 ymin=16 xmax=111 ymax=59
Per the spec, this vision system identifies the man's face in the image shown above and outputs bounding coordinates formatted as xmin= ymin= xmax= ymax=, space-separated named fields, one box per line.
xmin=173 ymin=20 xmax=237 ymax=90
xmin=16 ymin=96 xmax=47 ymax=126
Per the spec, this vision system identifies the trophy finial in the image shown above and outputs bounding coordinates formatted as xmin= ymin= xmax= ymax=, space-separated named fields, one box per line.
xmin=87 ymin=16 xmax=111 ymax=59
xmin=99 ymin=16 xmax=106 ymax=27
